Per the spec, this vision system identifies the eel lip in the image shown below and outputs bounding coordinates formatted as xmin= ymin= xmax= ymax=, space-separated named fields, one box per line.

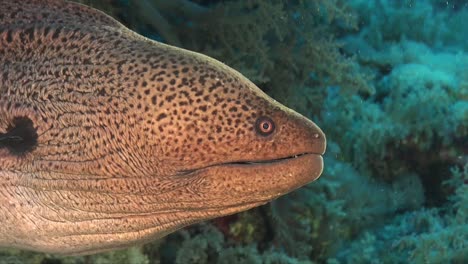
xmin=177 ymin=152 xmax=322 ymax=176
xmin=220 ymin=152 xmax=318 ymax=166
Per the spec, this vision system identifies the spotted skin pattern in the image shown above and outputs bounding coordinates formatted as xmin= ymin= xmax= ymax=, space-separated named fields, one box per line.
xmin=0 ymin=0 xmax=326 ymax=255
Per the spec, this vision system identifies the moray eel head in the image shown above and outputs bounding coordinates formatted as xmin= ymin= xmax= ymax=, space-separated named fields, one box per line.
xmin=0 ymin=0 xmax=325 ymax=255
xmin=166 ymin=58 xmax=327 ymax=209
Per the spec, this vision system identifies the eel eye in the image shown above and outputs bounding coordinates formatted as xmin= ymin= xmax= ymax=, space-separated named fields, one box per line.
xmin=255 ymin=116 xmax=275 ymax=136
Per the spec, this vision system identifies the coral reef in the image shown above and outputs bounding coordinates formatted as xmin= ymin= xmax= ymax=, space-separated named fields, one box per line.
xmin=0 ymin=246 xmax=150 ymax=264
xmin=1 ymin=0 xmax=467 ymax=263
xmin=336 ymin=165 xmax=467 ymax=263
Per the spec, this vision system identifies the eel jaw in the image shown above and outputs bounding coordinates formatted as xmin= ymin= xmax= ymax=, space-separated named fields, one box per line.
xmin=177 ymin=152 xmax=324 ymax=208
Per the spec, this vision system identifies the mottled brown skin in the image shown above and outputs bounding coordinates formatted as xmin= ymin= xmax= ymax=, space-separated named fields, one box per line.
xmin=0 ymin=0 xmax=326 ymax=255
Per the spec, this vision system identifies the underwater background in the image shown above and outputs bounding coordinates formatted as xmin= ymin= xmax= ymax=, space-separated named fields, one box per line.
xmin=0 ymin=0 xmax=466 ymax=263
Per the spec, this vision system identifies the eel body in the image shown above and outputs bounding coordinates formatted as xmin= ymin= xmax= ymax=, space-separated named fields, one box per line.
xmin=0 ymin=0 xmax=326 ymax=255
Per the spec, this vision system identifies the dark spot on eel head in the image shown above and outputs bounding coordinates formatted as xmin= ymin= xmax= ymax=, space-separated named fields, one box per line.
xmin=0 ymin=117 xmax=38 ymax=155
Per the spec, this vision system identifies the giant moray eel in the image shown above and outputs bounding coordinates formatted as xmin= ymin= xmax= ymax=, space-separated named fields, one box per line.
xmin=0 ymin=0 xmax=326 ymax=255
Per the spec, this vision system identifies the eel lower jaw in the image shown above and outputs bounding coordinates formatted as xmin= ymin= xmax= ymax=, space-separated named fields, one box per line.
xmin=178 ymin=152 xmax=323 ymax=204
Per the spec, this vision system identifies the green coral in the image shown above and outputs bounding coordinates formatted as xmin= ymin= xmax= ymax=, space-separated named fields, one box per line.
xmin=322 ymin=41 xmax=467 ymax=175
xmin=228 ymin=211 xmax=266 ymax=244
xmin=270 ymin=1 xmax=467 ymax=262
xmin=349 ymin=0 xmax=468 ymax=50
xmin=0 ymin=246 xmax=150 ymax=264
xmin=337 ymin=165 xmax=468 ymax=263
xmin=180 ymin=0 xmax=372 ymax=112
xmin=172 ymin=224 xmax=316 ymax=263
xmin=270 ymin=146 xmax=425 ymax=262
xmin=175 ymin=225 xmax=224 ymax=264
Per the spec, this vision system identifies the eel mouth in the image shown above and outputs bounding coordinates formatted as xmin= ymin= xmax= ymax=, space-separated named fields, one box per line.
xmin=178 ymin=152 xmax=322 ymax=176
xmin=220 ymin=152 xmax=315 ymax=166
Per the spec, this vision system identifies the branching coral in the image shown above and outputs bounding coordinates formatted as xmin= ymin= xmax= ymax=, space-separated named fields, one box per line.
xmin=173 ymin=0 xmax=373 ymax=112
xmin=0 ymin=246 xmax=150 ymax=264
xmin=349 ymin=0 xmax=468 ymax=50
xmin=322 ymin=40 xmax=467 ymax=179
xmin=336 ymin=165 xmax=468 ymax=263
xmin=266 ymin=140 xmax=427 ymax=262
xmin=314 ymin=2 xmax=467 ymax=262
